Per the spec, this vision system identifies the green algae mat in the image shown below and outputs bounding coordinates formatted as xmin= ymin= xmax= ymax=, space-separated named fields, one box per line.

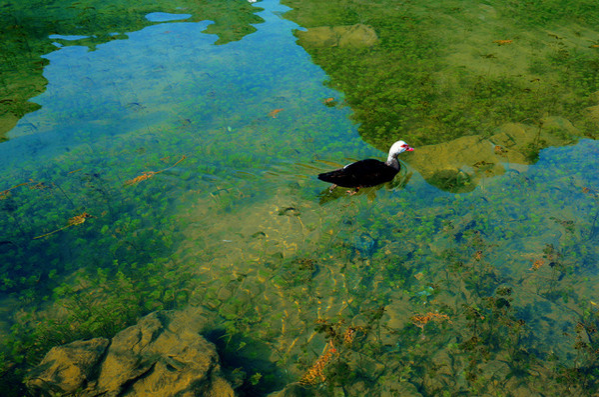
xmin=1 ymin=0 xmax=599 ymax=395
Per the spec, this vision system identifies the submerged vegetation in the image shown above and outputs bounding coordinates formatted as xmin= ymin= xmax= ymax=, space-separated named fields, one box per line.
xmin=0 ymin=0 xmax=599 ymax=395
xmin=0 ymin=0 xmax=264 ymax=139
xmin=283 ymin=0 xmax=599 ymax=162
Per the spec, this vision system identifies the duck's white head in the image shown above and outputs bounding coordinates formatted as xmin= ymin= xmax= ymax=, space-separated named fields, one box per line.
xmin=387 ymin=140 xmax=414 ymax=161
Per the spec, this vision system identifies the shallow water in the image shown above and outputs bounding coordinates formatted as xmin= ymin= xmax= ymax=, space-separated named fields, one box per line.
xmin=1 ymin=0 xmax=599 ymax=395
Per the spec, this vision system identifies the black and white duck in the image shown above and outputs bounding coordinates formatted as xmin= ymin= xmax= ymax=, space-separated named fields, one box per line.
xmin=318 ymin=140 xmax=414 ymax=191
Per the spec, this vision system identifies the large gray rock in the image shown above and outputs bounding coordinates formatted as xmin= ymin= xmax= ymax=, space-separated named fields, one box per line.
xmin=26 ymin=311 xmax=235 ymax=397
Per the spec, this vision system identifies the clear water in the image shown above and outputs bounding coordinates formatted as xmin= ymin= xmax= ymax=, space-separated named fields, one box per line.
xmin=1 ymin=0 xmax=599 ymax=395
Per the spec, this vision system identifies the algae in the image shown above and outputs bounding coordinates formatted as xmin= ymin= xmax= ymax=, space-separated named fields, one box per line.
xmin=1 ymin=0 xmax=599 ymax=395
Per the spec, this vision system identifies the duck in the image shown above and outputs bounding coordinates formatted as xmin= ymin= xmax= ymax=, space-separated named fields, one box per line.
xmin=318 ymin=140 xmax=414 ymax=191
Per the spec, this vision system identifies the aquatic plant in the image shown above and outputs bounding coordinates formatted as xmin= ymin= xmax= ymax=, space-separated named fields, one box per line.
xmin=283 ymin=0 xmax=599 ymax=166
xmin=1 ymin=0 xmax=599 ymax=396
xmin=4 ymin=257 xmax=193 ymax=367
xmin=33 ymin=212 xmax=93 ymax=239
xmin=124 ymin=155 xmax=187 ymax=186
xmin=410 ymin=312 xmax=451 ymax=330
xmin=299 ymin=339 xmax=339 ymax=385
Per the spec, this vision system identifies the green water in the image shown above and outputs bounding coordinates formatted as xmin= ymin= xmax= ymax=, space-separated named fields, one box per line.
xmin=1 ymin=0 xmax=599 ymax=395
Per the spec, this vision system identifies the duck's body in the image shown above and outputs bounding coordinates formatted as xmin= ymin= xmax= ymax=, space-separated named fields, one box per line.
xmin=318 ymin=140 xmax=413 ymax=189
xmin=318 ymin=158 xmax=400 ymax=188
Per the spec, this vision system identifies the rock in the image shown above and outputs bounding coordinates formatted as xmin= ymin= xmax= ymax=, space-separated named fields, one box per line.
xmin=296 ymin=24 xmax=378 ymax=48
xmin=267 ymin=382 xmax=313 ymax=397
xmin=541 ymin=116 xmax=579 ymax=137
xmin=585 ymin=104 xmax=599 ymax=124
xmin=408 ymin=135 xmax=505 ymax=193
xmin=26 ymin=337 xmax=109 ymax=395
xmin=380 ymin=381 xmax=423 ymax=397
xmin=26 ymin=311 xmax=235 ymax=397
xmin=337 ymin=24 xmax=378 ymax=48
xmin=407 ymin=117 xmax=582 ymax=192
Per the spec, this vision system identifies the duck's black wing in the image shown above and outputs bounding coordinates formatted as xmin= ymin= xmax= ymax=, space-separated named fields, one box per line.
xmin=318 ymin=159 xmax=399 ymax=188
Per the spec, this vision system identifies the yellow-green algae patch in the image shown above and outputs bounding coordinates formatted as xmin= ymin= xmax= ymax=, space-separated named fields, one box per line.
xmin=282 ymin=0 xmax=599 ymax=164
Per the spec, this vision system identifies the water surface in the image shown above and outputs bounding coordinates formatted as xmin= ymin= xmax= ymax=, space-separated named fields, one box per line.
xmin=1 ymin=0 xmax=599 ymax=395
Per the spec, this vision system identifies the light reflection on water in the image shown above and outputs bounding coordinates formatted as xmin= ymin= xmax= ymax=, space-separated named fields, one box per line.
xmin=1 ymin=0 xmax=599 ymax=395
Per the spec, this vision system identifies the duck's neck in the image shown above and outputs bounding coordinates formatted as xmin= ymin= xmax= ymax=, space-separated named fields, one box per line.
xmin=385 ymin=155 xmax=400 ymax=170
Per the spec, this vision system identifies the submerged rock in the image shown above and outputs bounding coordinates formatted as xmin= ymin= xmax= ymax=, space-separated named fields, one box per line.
xmin=267 ymin=383 xmax=313 ymax=397
xmin=26 ymin=311 xmax=235 ymax=397
xmin=296 ymin=24 xmax=378 ymax=48
xmin=27 ymin=337 xmax=110 ymax=395
xmin=408 ymin=116 xmax=580 ymax=192
xmin=352 ymin=232 xmax=378 ymax=259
